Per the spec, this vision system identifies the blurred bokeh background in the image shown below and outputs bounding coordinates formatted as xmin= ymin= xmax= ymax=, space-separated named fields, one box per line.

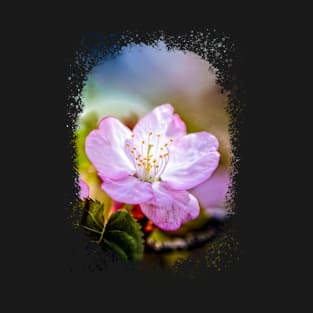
xmin=75 ymin=40 xmax=232 ymax=266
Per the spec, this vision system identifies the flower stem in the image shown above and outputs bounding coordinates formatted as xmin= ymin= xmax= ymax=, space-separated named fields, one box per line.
xmin=97 ymin=220 xmax=107 ymax=244
xmin=82 ymin=225 xmax=102 ymax=234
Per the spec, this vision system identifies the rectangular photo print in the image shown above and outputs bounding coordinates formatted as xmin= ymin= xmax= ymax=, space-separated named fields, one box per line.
xmin=66 ymin=30 xmax=244 ymax=274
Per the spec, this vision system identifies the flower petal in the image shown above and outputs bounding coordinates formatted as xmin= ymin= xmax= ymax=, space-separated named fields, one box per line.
xmin=161 ymin=132 xmax=220 ymax=190
xmin=141 ymin=182 xmax=200 ymax=231
xmin=166 ymin=113 xmax=187 ymax=138
xmin=190 ymin=166 xmax=231 ymax=219
xmin=79 ymin=178 xmax=89 ymax=200
xmin=133 ymin=104 xmax=186 ymax=140
xmin=85 ymin=117 xmax=136 ymax=180
xmin=100 ymin=176 xmax=154 ymax=204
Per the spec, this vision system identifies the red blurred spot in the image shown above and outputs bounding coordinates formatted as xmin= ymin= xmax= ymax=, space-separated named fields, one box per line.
xmin=111 ymin=201 xmax=124 ymax=212
xmin=131 ymin=205 xmax=145 ymax=220
xmin=144 ymin=220 xmax=154 ymax=233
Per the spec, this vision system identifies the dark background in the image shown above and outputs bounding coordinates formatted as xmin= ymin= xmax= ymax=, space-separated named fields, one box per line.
xmin=5 ymin=10 xmax=304 ymax=308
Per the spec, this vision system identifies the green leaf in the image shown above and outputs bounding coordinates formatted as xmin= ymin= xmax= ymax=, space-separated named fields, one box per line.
xmin=80 ymin=204 xmax=144 ymax=261
xmin=81 ymin=200 xmax=105 ymax=233
xmin=105 ymin=230 xmax=140 ymax=260
xmin=103 ymin=239 xmax=128 ymax=261
xmin=106 ymin=210 xmax=143 ymax=242
xmin=104 ymin=209 xmax=144 ymax=261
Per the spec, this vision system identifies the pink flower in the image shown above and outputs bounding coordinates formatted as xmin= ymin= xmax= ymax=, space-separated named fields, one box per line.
xmin=85 ymin=104 xmax=220 ymax=231
xmin=79 ymin=178 xmax=90 ymax=200
xmin=190 ymin=166 xmax=231 ymax=219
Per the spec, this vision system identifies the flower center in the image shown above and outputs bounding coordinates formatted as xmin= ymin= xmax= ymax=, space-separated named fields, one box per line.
xmin=125 ymin=132 xmax=174 ymax=183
